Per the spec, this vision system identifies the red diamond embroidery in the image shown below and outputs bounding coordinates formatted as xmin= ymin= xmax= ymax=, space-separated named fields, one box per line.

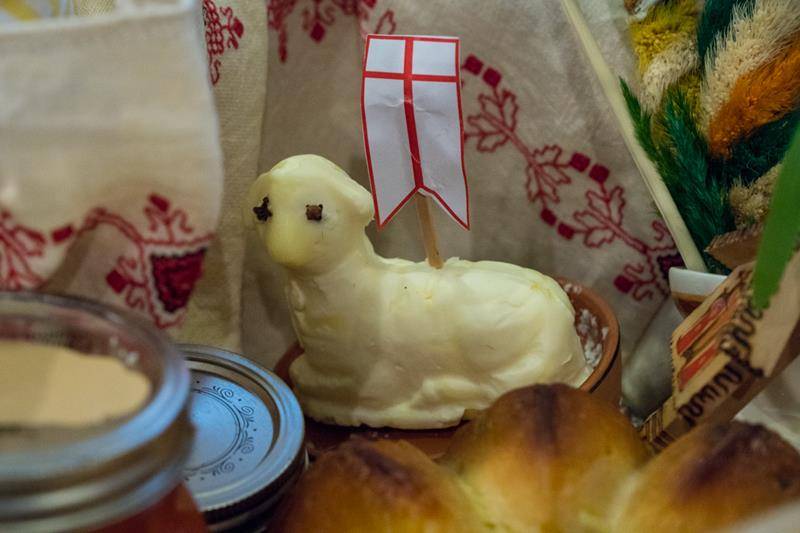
xmin=151 ymin=249 xmax=207 ymax=313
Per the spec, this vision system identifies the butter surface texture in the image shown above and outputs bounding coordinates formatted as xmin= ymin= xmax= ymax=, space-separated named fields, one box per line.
xmin=246 ymin=155 xmax=589 ymax=428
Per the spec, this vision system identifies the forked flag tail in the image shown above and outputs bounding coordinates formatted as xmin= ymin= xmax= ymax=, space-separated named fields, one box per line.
xmin=361 ymin=34 xmax=470 ymax=231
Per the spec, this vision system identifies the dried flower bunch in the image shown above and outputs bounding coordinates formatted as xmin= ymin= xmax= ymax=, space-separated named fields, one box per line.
xmin=622 ymin=0 xmax=800 ymax=271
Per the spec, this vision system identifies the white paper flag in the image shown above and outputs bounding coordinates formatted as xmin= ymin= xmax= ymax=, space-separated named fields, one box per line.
xmin=361 ymin=35 xmax=470 ymax=229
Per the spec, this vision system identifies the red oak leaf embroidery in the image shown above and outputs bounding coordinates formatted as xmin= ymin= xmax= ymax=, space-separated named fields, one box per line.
xmin=468 ymin=114 xmax=509 ymax=152
xmin=527 ymin=145 xmax=572 ymax=204
xmin=465 ymin=91 xmax=519 ymax=152
xmin=526 ymin=163 xmax=559 ymax=204
xmin=480 ymin=91 xmax=518 ymax=131
xmin=586 ymin=186 xmax=625 ymax=225
xmin=573 ymin=211 xmax=616 ymax=247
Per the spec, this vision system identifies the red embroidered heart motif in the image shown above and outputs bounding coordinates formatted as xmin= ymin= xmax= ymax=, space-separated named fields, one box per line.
xmin=150 ymin=249 xmax=206 ymax=313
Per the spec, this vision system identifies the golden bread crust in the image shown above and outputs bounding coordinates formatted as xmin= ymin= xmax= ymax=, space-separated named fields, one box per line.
xmin=273 ymin=385 xmax=800 ymax=532
xmin=271 ymin=438 xmax=483 ymax=533
xmin=614 ymin=421 xmax=800 ymax=532
xmin=441 ymin=384 xmax=650 ymax=531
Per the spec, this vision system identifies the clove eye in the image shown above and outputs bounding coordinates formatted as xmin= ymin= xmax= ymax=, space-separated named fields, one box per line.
xmin=253 ymin=196 xmax=272 ymax=222
xmin=306 ymin=204 xmax=323 ymax=221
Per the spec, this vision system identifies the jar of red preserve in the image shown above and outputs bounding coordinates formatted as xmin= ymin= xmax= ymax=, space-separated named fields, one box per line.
xmin=0 ymin=292 xmax=204 ymax=532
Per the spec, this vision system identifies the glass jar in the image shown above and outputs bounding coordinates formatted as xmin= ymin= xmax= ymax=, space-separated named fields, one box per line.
xmin=0 ymin=292 xmax=204 ymax=532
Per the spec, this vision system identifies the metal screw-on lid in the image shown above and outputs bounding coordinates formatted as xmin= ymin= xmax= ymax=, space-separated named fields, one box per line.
xmin=178 ymin=345 xmax=305 ymax=532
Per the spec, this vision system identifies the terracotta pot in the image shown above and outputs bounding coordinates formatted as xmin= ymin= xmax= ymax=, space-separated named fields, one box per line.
xmin=558 ymin=278 xmax=621 ymax=403
xmin=274 ymin=278 xmax=620 ymax=458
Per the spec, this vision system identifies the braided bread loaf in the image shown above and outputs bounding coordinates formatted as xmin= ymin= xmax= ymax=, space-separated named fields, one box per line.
xmin=272 ymin=384 xmax=800 ymax=532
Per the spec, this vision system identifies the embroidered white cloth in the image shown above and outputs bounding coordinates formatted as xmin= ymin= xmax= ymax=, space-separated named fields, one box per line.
xmin=0 ymin=0 xmax=223 ymax=328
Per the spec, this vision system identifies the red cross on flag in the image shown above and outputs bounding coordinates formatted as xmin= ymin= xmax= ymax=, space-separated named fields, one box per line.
xmin=361 ymin=35 xmax=470 ymax=229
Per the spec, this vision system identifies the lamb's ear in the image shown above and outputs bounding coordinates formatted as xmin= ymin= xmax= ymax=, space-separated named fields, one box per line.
xmin=327 ymin=164 xmax=375 ymax=224
xmin=353 ymin=186 xmax=375 ymax=224
xmin=242 ymin=173 xmax=269 ymax=230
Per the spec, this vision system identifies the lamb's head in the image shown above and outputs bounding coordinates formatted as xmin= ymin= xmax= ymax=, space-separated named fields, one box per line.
xmin=244 ymin=155 xmax=374 ymax=274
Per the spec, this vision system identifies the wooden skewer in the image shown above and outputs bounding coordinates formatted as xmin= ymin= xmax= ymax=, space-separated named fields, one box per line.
xmin=559 ymin=0 xmax=707 ymax=272
xmin=415 ymin=194 xmax=444 ymax=269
